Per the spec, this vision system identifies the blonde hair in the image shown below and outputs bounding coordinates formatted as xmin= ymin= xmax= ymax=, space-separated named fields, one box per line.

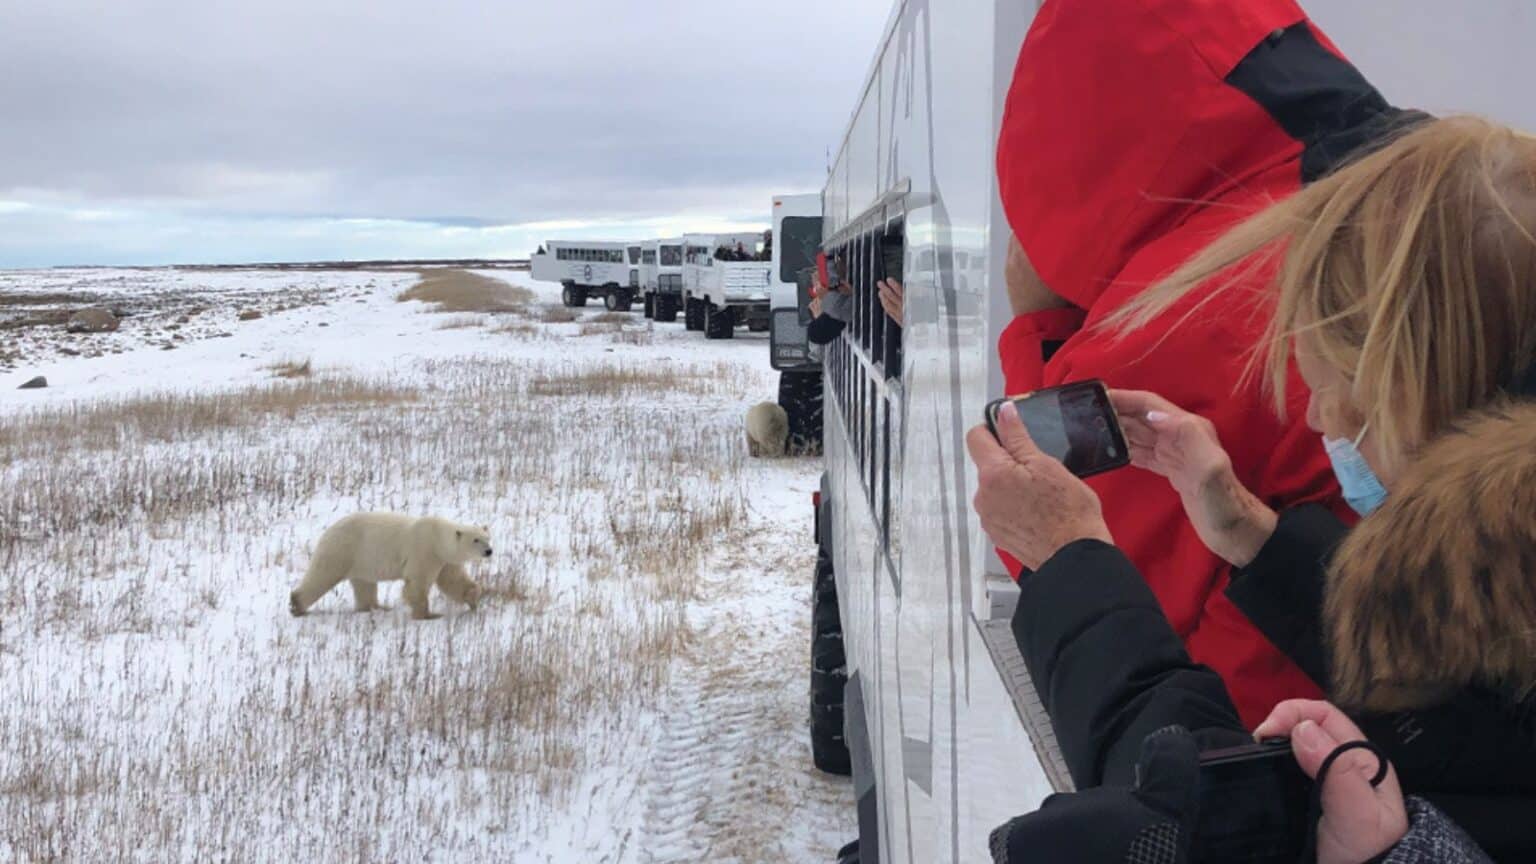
xmin=1113 ymin=116 xmax=1536 ymax=476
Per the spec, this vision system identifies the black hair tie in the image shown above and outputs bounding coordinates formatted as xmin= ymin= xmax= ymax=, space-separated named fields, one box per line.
xmin=1301 ymin=740 xmax=1391 ymax=864
xmin=1516 ymin=362 xmax=1536 ymax=399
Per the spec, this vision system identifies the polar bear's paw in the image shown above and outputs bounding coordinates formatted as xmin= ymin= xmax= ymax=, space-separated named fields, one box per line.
xmin=465 ymin=584 xmax=483 ymax=612
xmin=289 ymin=591 xmax=306 ymax=617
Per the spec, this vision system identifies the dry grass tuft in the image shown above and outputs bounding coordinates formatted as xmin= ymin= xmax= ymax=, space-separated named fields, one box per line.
xmin=491 ymin=321 xmax=549 ymax=341
xmin=267 ymin=357 xmax=313 ymax=379
xmin=526 ymin=362 xmax=752 ymax=398
xmin=434 ymin=315 xmax=486 ymax=331
xmin=586 ymin=312 xmax=630 ymax=324
xmin=609 ymin=328 xmax=655 ymax=346
xmin=396 ymin=269 xmax=532 ymax=313
xmin=0 ymin=377 xmax=413 ymax=463
xmin=538 ymin=306 xmax=579 ymax=324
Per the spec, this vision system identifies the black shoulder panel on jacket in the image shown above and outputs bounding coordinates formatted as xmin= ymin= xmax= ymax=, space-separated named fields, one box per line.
xmin=1225 ymin=22 xmax=1430 ymax=183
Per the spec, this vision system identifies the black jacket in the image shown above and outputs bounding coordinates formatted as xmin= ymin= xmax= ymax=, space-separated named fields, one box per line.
xmin=1016 ymin=537 xmax=1536 ymax=861
xmin=806 ymin=314 xmax=846 ymax=345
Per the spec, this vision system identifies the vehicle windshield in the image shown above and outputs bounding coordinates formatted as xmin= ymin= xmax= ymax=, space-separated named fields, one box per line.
xmin=779 ymin=216 xmax=822 ymax=284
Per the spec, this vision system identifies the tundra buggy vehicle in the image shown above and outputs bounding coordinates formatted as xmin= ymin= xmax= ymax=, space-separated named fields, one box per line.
xmin=529 ymin=240 xmax=643 ymax=311
xmin=799 ymin=0 xmax=1536 ymax=861
xmin=639 ymin=238 xmax=685 ymax=322
xmin=681 ymin=232 xmax=770 ymax=339
xmin=766 ymin=193 xmax=826 ymax=454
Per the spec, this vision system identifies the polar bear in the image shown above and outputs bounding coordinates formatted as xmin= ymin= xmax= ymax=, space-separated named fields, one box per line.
xmin=745 ymin=402 xmax=789 ymax=457
xmin=289 ymin=513 xmax=491 ymax=620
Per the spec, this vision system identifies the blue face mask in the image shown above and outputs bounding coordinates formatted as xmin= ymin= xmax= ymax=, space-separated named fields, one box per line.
xmin=1323 ymin=424 xmax=1388 ymax=516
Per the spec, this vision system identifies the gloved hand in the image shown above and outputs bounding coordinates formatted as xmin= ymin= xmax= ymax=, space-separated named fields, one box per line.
xmin=989 ymin=726 xmax=1201 ymax=864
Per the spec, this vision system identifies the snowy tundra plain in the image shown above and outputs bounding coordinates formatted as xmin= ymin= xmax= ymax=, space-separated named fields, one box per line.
xmin=0 ymin=268 xmax=853 ymax=862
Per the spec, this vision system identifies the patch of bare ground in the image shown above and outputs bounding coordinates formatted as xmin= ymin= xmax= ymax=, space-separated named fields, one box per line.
xmin=396 ymin=268 xmax=533 ymax=313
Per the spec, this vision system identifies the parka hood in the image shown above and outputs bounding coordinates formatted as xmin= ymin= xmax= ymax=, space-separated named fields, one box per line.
xmin=1327 ymin=401 xmax=1536 ymax=712
xmin=996 ymin=0 xmax=1404 ymax=308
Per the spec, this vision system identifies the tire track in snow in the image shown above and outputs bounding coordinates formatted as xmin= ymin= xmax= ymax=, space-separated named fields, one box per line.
xmin=638 ymin=670 xmax=761 ymax=861
xmin=634 ymin=501 xmax=855 ymax=863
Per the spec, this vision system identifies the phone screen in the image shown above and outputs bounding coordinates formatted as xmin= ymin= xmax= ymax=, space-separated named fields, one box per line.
xmin=1192 ymin=742 xmax=1311 ymax=863
xmin=989 ymin=381 xmax=1129 ymax=478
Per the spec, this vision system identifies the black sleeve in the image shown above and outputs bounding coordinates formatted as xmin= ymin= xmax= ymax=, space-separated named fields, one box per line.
xmin=1013 ymin=540 xmax=1245 ymax=788
xmin=806 ymin=314 xmax=846 ymax=345
xmin=1224 ymin=504 xmax=1348 ymax=685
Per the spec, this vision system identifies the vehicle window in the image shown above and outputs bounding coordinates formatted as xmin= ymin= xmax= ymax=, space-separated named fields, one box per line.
xmin=779 ymin=216 xmax=822 ymax=284
xmin=661 ymin=245 xmax=682 ymax=267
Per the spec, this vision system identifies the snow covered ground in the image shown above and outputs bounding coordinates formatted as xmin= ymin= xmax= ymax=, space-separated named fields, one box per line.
xmin=0 ymin=268 xmax=853 ymax=861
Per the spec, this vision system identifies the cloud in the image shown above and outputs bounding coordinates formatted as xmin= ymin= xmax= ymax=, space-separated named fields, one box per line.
xmin=0 ymin=0 xmax=891 ymax=266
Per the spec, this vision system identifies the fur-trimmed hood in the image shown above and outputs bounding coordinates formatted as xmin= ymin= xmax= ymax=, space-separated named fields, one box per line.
xmin=1326 ymin=400 xmax=1536 ymax=712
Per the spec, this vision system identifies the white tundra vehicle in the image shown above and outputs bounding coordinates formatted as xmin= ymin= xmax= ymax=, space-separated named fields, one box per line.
xmin=767 ymin=193 xmax=827 ymax=454
xmin=528 ymin=240 xmax=643 ymax=311
xmin=639 ymin=237 xmax=685 ymax=322
xmin=805 ymin=0 xmax=1536 ymax=862
xmin=681 ymin=232 xmax=771 ymax=339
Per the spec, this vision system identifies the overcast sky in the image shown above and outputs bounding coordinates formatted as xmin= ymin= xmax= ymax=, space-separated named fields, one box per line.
xmin=0 ymin=0 xmax=891 ymax=267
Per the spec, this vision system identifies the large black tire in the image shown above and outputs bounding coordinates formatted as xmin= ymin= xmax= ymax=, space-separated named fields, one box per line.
xmin=561 ymin=283 xmax=588 ymax=308
xmin=703 ymin=303 xmax=735 ymax=340
xmin=654 ymin=295 xmax=679 ymax=323
xmin=779 ymin=370 xmax=824 ymax=457
xmin=810 ymin=557 xmax=851 ymax=776
xmin=604 ymin=288 xmax=633 ymax=312
xmin=684 ymin=297 xmax=704 ymax=331
xmin=642 ymin=293 xmax=655 ymax=319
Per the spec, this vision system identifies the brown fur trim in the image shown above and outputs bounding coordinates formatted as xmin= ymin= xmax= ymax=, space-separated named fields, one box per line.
xmin=1326 ymin=401 xmax=1536 ymax=712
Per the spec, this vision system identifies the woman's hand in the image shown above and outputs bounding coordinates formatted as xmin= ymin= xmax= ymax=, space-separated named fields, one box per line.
xmin=1256 ymin=701 xmax=1410 ymax=864
xmin=1110 ymin=390 xmax=1278 ymax=567
xmin=878 ymin=278 xmax=904 ymax=326
xmin=809 ymin=294 xmax=824 ymax=317
xmin=809 ymin=270 xmax=828 ymax=298
xmin=965 ymin=400 xmax=1112 ymax=570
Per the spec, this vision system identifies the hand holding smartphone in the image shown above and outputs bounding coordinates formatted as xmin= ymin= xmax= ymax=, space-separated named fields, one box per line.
xmin=1192 ymin=739 xmax=1312 ymax=863
xmin=985 ymin=380 xmax=1130 ymax=478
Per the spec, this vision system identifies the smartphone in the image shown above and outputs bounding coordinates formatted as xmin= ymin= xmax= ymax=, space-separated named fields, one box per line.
xmin=984 ymin=380 xmax=1130 ymax=478
xmin=1191 ymin=739 xmax=1312 ymax=863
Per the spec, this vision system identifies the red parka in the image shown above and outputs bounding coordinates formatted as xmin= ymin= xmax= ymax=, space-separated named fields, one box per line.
xmin=995 ymin=0 xmax=1403 ymax=727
